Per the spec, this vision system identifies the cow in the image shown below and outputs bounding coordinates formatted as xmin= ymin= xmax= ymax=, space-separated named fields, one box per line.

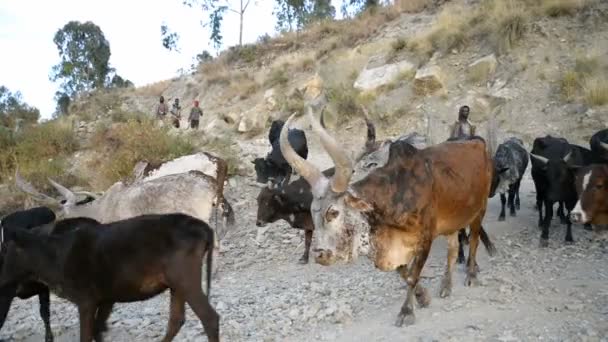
xmin=0 ymin=207 xmax=56 ymax=342
xmin=253 ymin=119 xmax=309 ymax=187
xmin=0 ymin=213 xmax=219 ymax=342
xmin=255 ymin=116 xmax=435 ymax=266
xmin=489 ymin=137 xmax=529 ymax=221
xmin=15 ymin=168 xmax=235 ymax=278
xmin=571 ymin=164 xmax=608 ymax=225
xmin=279 ymin=107 xmax=496 ymax=327
xmin=589 ymin=128 xmax=608 ymax=164
xmin=530 ymin=136 xmax=593 ymax=246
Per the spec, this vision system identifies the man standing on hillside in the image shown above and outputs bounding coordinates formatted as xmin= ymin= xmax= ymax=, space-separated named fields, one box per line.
xmin=170 ymin=98 xmax=182 ymax=128
xmin=189 ymin=100 xmax=203 ymax=129
xmin=156 ymin=95 xmax=168 ymax=119
xmin=449 ymin=105 xmax=476 ymax=139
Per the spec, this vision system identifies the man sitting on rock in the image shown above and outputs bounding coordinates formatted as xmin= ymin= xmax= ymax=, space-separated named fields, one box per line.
xmin=189 ymin=100 xmax=203 ymax=129
xmin=449 ymin=105 xmax=476 ymax=139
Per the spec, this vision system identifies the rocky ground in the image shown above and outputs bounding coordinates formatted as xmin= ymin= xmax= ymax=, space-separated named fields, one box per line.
xmin=2 ymin=133 xmax=608 ymax=342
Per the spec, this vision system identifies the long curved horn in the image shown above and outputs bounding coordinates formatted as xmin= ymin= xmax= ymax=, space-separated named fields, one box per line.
xmin=563 ymin=150 xmax=572 ymax=163
xmin=320 ymin=106 xmax=327 ymax=129
xmin=72 ymin=191 xmax=101 ymax=200
xmin=279 ymin=112 xmax=324 ymax=188
xmin=529 ymin=153 xmax=549 ymax=165
xmin=47 ymin=178 xmax=76 ymax=205
xmin=308 ymin=107 xmax=353 ymax=193
xmin=600 ymin=141 xmax=608 ymax=151
xmin=14 ymin=168 xmax=60 ymax=205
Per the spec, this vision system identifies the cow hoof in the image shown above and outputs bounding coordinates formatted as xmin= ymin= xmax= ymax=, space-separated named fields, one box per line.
xmin=297 ymin=257 xmax=309 ymax=265
xmin=395 ymin=311 xmax=415 ymax=327
xmin=45 ymin=335 xmax=54 ymax=342
xmin=516 ymin=203 xmax=521 ymax=210
xmin=439 ymin=284 xmax=452 ymax=298
xmin=464 ymin=275 xmax=480 ymax=287
xmin=498 ymin=215 xmax=505 ymax=222
xmin=564 ymin=239 xmax=574 ymax=245
xmin=510 ymin=211 xmax=516 ymax=217
xmin=415 ymin=287 xmax=431 ymax=308
xmin=539 ymin=239 xmax=549 ymax=248
xmin=456 ymin=255 xmax=465 ymax=264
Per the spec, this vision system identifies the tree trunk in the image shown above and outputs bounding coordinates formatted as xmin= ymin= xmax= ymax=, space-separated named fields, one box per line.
xmin=239 ymin=0 xmax=244 ymax=46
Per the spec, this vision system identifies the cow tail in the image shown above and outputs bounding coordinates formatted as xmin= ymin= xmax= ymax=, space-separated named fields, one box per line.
xmin=205 ymin=233 xmax=213 ymax=297
xmin=479 ymin=226 xmax=496 ymax=257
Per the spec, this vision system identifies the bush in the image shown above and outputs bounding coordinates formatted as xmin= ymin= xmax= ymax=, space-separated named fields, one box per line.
xmin=326 ymin=84 xmax=364 ymax=124
xmin=0 ymin=120 xmax=81 ymax=192
xmin=583 ymin=77 xmax=608 ymax=107
xmin=542 ymin=0 xmax=588 ymax=17
xmin=90 ymin=118 xmax=196 ymax=186
xmin=265 ymin=66 xmax=289 ymax=88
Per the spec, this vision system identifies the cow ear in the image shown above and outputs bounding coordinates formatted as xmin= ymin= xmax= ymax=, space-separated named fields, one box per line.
xmin=273 ymin=194 xmax=284 ymax=205
xmin=344 ymin=191 xmax=373 ymax=213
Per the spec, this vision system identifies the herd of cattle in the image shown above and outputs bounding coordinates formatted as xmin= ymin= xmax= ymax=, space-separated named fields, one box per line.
xmin=0 ymin=107 xmax=607 ymax=342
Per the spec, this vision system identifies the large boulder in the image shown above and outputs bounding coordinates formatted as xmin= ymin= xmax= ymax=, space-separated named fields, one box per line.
xmin=413 ymin=65 xmax=445 ymax=96
xmin=238 ymin=104 xmax=269 ymax=133
xmin=354 ymin=57 xmax=415 ymax=91
xmin=300 ymin=74 xmax=324 ymax=100
xmin=467 ymin=54 xmax=498 ymax=83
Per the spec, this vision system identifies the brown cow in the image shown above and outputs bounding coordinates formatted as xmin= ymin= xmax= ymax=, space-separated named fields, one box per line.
xmin=571 ymin=164 xmax=608 ymax=225
xmin=279 ymin=107 xmax=495 ymax=327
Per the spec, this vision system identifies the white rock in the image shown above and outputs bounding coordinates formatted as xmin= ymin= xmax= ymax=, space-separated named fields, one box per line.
xmin=354 ymin=57 xmax=415 ymax=91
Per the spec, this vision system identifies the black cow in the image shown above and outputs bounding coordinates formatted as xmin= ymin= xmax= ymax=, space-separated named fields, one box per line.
xmin=589 ymin=128 xmax=608 ymax=164
xmin=530 ymin=136 xmax=593 ymax=246
xmin=256 ymin=168 xmax=336 ymax=264
xmin=0 ymin=213 xmax=219 ymax=342
xmin=253 ymin=119 xmax=309 ymax=187
xmin=489 ymin=137 xmax=529 ymax=221
xmin=0 ymin=206 xmax=56 ymax=342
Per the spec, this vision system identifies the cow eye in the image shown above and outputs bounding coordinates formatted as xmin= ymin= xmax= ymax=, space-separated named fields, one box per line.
xmin=325 ymin=208 xmax=340 ymax=222
xmin=595 ymin=184 xmax=603 ymax=190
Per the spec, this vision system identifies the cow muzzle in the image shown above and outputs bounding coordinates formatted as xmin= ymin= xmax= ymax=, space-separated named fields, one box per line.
xmin=314 ymin=249 xmax=335 ymax=266
xmin=570 ymin=211 xmax=587 ymax=224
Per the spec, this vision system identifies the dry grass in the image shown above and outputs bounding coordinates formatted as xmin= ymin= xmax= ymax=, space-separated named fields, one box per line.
xmin=89 ymin=118 xmax=195 ymax=187
xmin=264 ymin=65 xmax=290 ymax=88
xmin=199 ymin=133 xmax=242 ymax=176
xmin=560 ymin=70 xmax=581 ymax=102
xmin=409 ymin=0 xmax=529 ymax=57
xmin=0 ymin=119 xmax=82 ymax=192
xmin=133 ymin=80 xmax=171 ymax=97
xmin=395 ymin=0 xmax=434 ymax=13
xmin=542 ymin=0 xmax=589 ymax=17
xmin=583 ymin=77 xmax=608 ymax=106
xmin=296 ymin=57 xmax=316 ymax=73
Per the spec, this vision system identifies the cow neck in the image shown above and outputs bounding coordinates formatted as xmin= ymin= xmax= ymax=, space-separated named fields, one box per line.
xmin=25 ymin=234 xmax=74 ymax=290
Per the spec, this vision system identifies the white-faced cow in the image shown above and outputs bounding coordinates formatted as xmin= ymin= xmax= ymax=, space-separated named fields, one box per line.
xmin=571 ymin=164 xmax=608 ymax=225
xmin=489 ymin=137 xmax=529 ymax=221
xmin=530 ymin=136 xmax=593 ymax=246
xmin=279 ymin=107 xmax=495 ymax=327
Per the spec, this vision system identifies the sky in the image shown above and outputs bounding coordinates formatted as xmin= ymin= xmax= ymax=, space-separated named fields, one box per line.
xmin=0 ymin=0 xmax=309 ymax=119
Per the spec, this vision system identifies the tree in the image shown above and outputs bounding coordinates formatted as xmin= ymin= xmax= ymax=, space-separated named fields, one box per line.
xmin=0 ymin=86 xmax=40 ymax=129
xmin=340 ymin=0 xmax=379 ymax=17
xmin=274 ymin=0 xmax=335 ymax=32
xmin=50 ymin=21 xmax=112 ymax=98
xmin=182 ymin=0 xmax=255 ymax=51
xmin=54 ymin=92 xmax=71 ymax=117
xmin=161 ymin=23 xmax=181 ymax=52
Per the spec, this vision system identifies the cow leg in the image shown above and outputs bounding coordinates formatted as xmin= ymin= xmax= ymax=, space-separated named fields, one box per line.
xmin=38 ymin=288 xmax=54 ymax=342
xmin=584 ymin=223 xmax=593 ymax=231
xmin=514 ymin=180 xmax=522 ymax=210
xmin=161 ymin=290 xmax=185 ymax=342
xmin=540 ymin=199 xmax=554 ymax=247
xmin=210 ymin=232 xmax=220 ymax=280
xmin=498 ymin=194 xmax=507 ymax=221
xmin=558 ymin=202 xmax=568 ymax=224
xmin=170 ymin=259 xmax=219 ymax=342
xmin=299 ymin=229 xmax=313 ymax=264
xmin=395 ymin=239 xmax=431 ymax=327
xmin=508 ymin=185 xmax=516 ymax=217
xmin=564 ymin=212 xmax=574 ymax=244
xmin=457 ymin=229 xmax=467 ymax=264
xmin=439 ymin=232 xmax=459 ymax=298
xmin=536 ymin=195 xmax=544 ymax=228
xmin=77 ymin=303 xmax=97 ymax=342
xmin=465 ymin=215 xmax=484 ymax=287
xmin=398 ymin=266 xmax=430 ymax=308
xmin=0 ymin=285 xmax=16 ymax=335
xmin=93 ymin=303 xmax=114 ymax=342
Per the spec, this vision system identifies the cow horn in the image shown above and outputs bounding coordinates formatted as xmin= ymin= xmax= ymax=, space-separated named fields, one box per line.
xmin=563 ymin=150 xmax=572 ymax=163
xmin=280 ymin=112 xmax=324 ymax=189
xmin=320 ymin=106 xmax=327 ymax=129
xmin=600 ymin=141 xmax=608 ymax=151
xmin=47 ymin=178 xmax=77 ymax=205
xmin=529 ymin=153 xmax=549 ymax=164
xmin=14 ymin=168 xmax=61 ymax=205
xmin=308 ymin=107 xmax=353 ymax=193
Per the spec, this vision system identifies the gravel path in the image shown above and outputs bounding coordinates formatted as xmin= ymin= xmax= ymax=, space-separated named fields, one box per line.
xmin=2 ymin=136 xmax=608 ymax=342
